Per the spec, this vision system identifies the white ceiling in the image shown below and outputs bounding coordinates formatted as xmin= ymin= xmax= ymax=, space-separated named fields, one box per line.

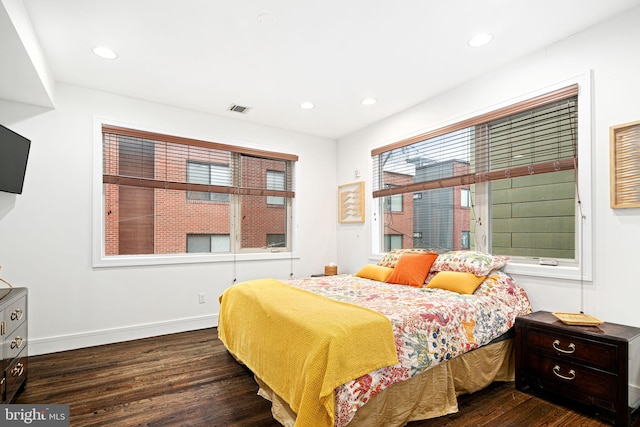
xmin=3 ymin=0 xmax=640 ymax=139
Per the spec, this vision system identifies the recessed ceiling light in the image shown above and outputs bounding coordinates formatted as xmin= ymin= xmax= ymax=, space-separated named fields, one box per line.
xmin=300 ymin=101 xmax=315 ymax=110
xmin=361 ymin=97 xmax=377 ymax=106
xmin=92 ymin=46 xmax=118 ymax=59
xmin=468 ymin=33 xmax=493 ymax=48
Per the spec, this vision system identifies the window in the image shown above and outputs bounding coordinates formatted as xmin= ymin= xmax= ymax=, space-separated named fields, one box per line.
xmin=461 ymin=231 xmax=470 ymax=249
xmin=187 ymin=234 xmax=230 ymax=253
xmin=372 ymin=84 xmax=583 ymax=267
xmin=384 ymin=234 xmax=403 ymax=252
xmin=100 ymin=125 xmax=297 ymax=261
xmin=460 ymin=188 xmax=471 ymax=208
xmin=186 ymin=161 xmax=230 ymax=202
xmin=266 ymin=170 xmax=285 ymax=205
xmin=383 ymin=185 xmax=403 ymax=212
xmin=385 ymin=194 xmax=403 ymax=212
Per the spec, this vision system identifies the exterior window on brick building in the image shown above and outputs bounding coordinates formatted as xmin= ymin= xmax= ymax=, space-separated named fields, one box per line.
xmin=266 ymin=170 xmax=285 ymax=205
xmin=101 ymin=125 xmax=297 ymax=259
xmin=187 ymin=234 xmax=231 ymax=253
xmin=186 ymin=161 xmax=230 ymax=202
xmin=461 ymin=231 xmax=470 ymax=249
xmin=461 ymin=188 xmax=471 ymax=208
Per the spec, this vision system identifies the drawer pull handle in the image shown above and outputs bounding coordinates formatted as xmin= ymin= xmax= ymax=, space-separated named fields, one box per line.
xmin=552 ymin=339 xmax=575 ymax=354
xmin=553 ymin=364 xmax=576 ymax=381
xmin=11 ymin=363 xmax=24 ymax=377
xmin=11 ymin=308 xmax=24 ymax=321
xmin=11 ymin=336 xmax=24 ymax=349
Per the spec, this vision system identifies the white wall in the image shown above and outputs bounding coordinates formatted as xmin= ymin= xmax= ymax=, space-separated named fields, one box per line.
xmin=337 ymin=7 xmax=640 ymax=328
xmin=0 ymin=84 xmax=337 ymax=355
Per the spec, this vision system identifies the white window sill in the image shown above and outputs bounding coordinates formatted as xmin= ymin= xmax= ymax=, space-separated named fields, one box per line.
xmin=504 ymin=262 xmax=590 ymax=282
xmin=93 ymin=251 xmax=299 ymax=268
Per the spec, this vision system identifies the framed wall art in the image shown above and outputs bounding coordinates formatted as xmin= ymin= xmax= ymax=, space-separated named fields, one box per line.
xmin=338 ymin=181 xmax=364 ymax=223
xmin=610 ymin=120 xmax=640 ymax=209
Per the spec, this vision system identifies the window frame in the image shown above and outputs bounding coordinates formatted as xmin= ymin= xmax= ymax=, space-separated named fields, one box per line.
xmin=371 ymin=75 xmax=592 ymax=281
xmin=92 ymin=119 xmax=299 ymax=267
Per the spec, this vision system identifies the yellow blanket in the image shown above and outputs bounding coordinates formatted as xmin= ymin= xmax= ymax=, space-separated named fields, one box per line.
xmin=218 ymin=278 xmax=398 ymax=427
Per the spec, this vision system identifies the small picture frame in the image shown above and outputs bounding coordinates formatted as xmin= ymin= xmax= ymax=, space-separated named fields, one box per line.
xmin=338 ymin=181 xmax=364 ymax=223
xmin=610 ymin=120 xmax=640 ymax=209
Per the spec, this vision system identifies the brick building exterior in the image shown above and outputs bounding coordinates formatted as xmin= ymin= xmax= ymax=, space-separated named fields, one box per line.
xmin=104 ymin=136 xmax=288 ymax=255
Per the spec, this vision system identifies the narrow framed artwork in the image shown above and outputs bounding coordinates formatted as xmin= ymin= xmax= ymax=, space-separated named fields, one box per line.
xmin=610 ymin=120 xmax=640 ymax=208
xmin=338 ymin=181 xmax=364 ymax=223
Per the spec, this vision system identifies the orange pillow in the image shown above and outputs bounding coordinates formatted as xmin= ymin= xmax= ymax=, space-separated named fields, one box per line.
xmin=386 ymin=252 xmax=438 ymax=287
xmin=426 ymin=271 xmax=486 ymax=294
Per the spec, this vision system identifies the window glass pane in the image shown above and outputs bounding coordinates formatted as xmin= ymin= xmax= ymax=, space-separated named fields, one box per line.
xmin=240 ymin=195 xmax=288 ymax=250
xmin=266 ymin=170 xmax=285 ymax=205
xmin=106 ymin=186 xmax=232 ymax=256
xmin=461 ymin=188 xmax=471 ymax=208
xmin=209 ymin=164 xmax=230 ymax=202
xmin=412 ymin=183 xmax=471 ymax=251
xmin=187 ymin=234 xmax=211 ymax=253
xmin=381 ymin=169 xmax=472 ymax=252
xmin=461 ymin=231 xmax=470 ymax=249
xmin=491 ymin=170 xmax=575 ymax=259
xmin=384 ymin=234 xmax=403 ymax=252
xmin=266 ymin=234 xmax=286 ymax=248
xmin=210 ymin=234 xmax=231 ymax=253
xmin=186 ymin=161 xmax=211 ymax=201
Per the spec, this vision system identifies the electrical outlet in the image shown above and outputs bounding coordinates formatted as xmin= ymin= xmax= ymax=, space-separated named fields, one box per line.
xmin=198 ymin=293 xmax=206 ymax=304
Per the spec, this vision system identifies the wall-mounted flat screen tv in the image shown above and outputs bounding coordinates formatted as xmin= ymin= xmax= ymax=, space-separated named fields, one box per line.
xmin=0 ymin=124 xmax=31 ymax=194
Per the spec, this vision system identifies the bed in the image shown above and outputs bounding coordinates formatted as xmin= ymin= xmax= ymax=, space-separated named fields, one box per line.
xmin=218 ymin=250 xmax=532 ymax=427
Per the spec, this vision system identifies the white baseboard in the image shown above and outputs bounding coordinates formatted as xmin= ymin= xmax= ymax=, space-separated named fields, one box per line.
xmin=29 ymin=314 xmax=218 ymax=356
xmin=630 ymin=383 xmax=640 ymax=409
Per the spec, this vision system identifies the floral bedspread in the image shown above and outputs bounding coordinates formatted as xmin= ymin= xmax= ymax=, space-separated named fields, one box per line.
xmin=285 ymin=271 xmax=532 ymax=427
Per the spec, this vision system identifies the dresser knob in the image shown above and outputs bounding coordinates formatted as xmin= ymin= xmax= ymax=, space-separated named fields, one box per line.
xmin=552 ymin=339 xmax=576 ymax=354
xmin=553 ymin=364 xmax=576 ymax=380
xmin=11 ymin=336 xmax=24 ymax=349
xmin=11 ymin=363 xmax=24 ymax=377
xmin=11 ymin=308 xmax=23 ymax=321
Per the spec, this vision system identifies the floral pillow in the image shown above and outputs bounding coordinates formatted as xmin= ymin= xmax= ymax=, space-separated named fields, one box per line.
xmin=377 ymin=248 xmax=437 ymax=268
xmin=431 ymin=250 xmax=509 ymax=276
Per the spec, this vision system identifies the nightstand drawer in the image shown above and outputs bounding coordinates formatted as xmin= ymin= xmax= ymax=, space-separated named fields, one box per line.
xmin=526 ymin=327 xmax=618 ymax=371
xmin=524 ymin=352 xmax=618 ymax=407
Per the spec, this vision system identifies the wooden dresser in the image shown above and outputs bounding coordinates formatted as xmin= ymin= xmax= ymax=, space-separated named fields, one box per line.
xmin=0 ymin=287 xmax=27 ymax=403
xmin=515 ymin=311 xmax=640 ymax=426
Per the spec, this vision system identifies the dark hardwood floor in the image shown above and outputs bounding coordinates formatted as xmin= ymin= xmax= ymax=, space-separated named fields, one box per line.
xmin=16 ymin=328 xmax=639 ymax=426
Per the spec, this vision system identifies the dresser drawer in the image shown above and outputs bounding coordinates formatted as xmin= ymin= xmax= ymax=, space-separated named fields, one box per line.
xmin=3 ymin=352 xmax=27 ymax=403
xmin=3 ymin=321 xmax=27 ymax=361
xmin=524 ymin=351 xmax=618 ymax=409
xmin=525 ymin=327 xmax=618 ymax=372
xmin=2 ymin=295 xmax=26 ymax=336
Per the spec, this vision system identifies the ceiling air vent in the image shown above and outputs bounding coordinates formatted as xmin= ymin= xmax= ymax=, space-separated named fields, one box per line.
xmin=228 ymin=104 xmax=250 ymax=114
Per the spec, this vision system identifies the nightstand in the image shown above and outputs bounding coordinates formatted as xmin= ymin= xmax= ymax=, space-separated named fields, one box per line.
xmin=515 ymin=311 xmax=640 ymax=426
